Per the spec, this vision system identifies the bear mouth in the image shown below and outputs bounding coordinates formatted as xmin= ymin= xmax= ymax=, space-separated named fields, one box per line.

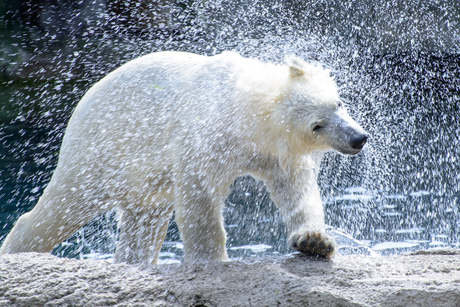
xmin=334 ymin=141 xmax=368 ymax=155
xmin=337 ymin=147 xmax=363 ymax=155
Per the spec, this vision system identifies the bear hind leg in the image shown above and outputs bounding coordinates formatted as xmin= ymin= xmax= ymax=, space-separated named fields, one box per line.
xmin=0 ymin=185 xmax=102 ymax=254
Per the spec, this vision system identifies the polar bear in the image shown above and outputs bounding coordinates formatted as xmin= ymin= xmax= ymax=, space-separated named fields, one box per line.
xmin=0 ymin=51 xmax=368 ymax=264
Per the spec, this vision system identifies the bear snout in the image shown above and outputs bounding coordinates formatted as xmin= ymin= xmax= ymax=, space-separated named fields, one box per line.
xmin=350 ymin=133 xmax=369 ymax=150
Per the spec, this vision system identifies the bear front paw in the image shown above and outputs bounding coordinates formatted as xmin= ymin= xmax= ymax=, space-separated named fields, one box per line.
xmin=289 ymin=230 xmax=337 ymax=259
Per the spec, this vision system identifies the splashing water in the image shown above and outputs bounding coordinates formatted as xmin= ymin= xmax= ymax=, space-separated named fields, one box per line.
xmin=0 ymin=0 xmax=459 ymax=262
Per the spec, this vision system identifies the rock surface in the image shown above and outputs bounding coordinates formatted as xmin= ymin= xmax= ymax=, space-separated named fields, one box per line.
xmin=1 ymin=251 xmax=460 ymax=306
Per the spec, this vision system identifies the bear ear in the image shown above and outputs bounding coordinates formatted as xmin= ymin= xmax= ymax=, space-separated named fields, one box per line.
xmin=286 ymin=56 xmax=306 ymax=78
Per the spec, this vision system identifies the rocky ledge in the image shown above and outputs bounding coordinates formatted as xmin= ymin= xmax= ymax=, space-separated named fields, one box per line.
xmin=1 ymin=251 xmax=460 ymax=306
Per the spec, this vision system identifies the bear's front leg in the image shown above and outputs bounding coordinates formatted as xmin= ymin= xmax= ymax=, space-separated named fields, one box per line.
xmin=264 ymin=162 xmax=337 ymax=259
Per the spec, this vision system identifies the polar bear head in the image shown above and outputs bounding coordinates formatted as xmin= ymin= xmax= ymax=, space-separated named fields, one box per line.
xmin=276 ymin=56 xmax=369 ymax=160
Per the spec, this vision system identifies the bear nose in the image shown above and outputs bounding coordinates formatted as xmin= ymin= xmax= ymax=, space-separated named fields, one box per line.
xmin=350 ymin=134 xmax=369 ymax=150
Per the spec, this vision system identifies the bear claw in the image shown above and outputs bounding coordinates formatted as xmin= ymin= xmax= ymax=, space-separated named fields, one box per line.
xmin=289 ymin=231 xmax=337 ymax=259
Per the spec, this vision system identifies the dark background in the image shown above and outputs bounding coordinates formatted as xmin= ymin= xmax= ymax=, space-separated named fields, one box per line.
xmin=1 ymin=0 xmax=459 ymax=259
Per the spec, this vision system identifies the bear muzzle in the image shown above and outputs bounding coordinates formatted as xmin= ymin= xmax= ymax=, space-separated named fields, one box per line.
xmin=350 ymin=133 xmax=369 ymax=151
xmin=329 ymin=129 xmax=369 ymax=155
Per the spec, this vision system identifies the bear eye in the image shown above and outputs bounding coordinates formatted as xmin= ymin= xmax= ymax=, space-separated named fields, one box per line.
xmin=337 ymin=101 xmax=343 ymax=108
xmin=313 ymin=124 xmax=324 ymax=132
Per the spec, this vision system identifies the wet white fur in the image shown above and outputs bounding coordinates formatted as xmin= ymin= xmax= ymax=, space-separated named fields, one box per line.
xmin=1 ymin=51 xmax=363 ymax=264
